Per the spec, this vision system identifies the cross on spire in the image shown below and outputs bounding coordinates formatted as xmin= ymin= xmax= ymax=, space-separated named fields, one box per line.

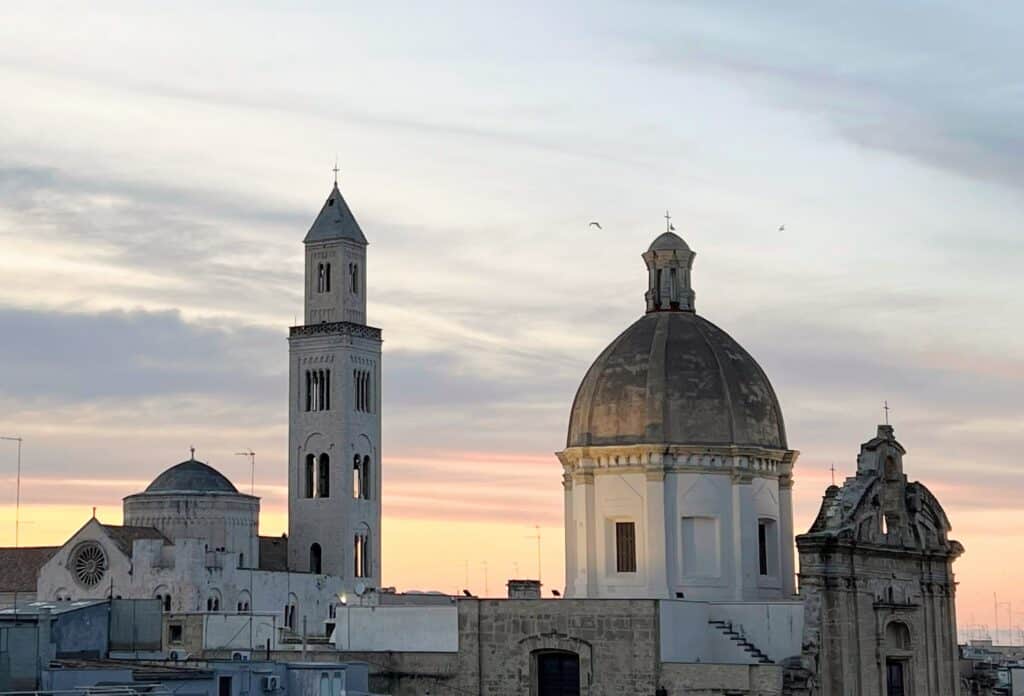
xmin=332 ymin=157 xmax=340 ymax=186
xmin=830 ymin=462 xmax=836 ymax=486
xmin=883 ymin=400 xmax=891 ymax=426
xmin=664 ymin=210 xmax=673 ymax=233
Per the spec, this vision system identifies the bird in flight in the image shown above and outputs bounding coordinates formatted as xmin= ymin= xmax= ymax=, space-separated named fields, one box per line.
xmin=778 ymin=224 xmax=786 ymax=231
xmin=589 ymin=221 xmax=602 ymax=229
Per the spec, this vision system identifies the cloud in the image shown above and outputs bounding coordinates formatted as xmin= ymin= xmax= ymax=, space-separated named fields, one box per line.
xmin=631 ymin=2 xmax=1024 ymax=190
xmin=0 ymin=306 xmax=282 ymax=402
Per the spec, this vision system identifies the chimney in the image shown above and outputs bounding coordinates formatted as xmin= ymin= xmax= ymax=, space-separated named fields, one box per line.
xmin=506 ymin=579 xmax=541 ymax=599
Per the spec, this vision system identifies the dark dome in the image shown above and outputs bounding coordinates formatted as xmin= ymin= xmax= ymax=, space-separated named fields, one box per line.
xmin=647 ymin=231 xmax=691 ymax=253
xmin=567 ymin=312 xmax=787 ymax=449
xmin=145 ymin=459 xmax=239 ymax=494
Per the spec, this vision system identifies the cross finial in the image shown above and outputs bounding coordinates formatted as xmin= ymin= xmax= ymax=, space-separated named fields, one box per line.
xmin=332 ymin=157 xmax=339 ymax=186
xmin=664 ymin=209 xmax=672 ymax=233
xmin=883 ymin=400 xmax=891 ymax=426
xmin=830 ymin=462 xmax=836 ymax=486
xmin=190 ymin=445 xmax=196 ymax=460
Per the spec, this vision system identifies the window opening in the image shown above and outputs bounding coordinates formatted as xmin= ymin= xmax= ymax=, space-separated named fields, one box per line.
xmin=317 ymin=452 xmax=330 ymax=497
xmin=304 ymin=454 xmax=316 ymax=498
xmin=310 ymin=543 xmax=323 ymax=574
xmin=615 ymin=521 xmax=637 ymax=573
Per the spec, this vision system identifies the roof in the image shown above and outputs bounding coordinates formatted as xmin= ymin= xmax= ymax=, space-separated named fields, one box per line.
xmin=100 ymin=525 xmax=170 ymax=555
xmin=304 ymin=182 xmax=367 ymax=245
xmin=259 ymin=536 xmax=289 ymax=571
xmin=0 ymin=546 xmax=59 ymax=592
xmin=144 ymin=459 xmax=239 ymax=494
xmin=566 ymin=311 xmax=787 ymax=449
xmin=647 ymin=231 xmax=691 ymax=253
xmin=0 ymin=599 xmax=108 ymax=617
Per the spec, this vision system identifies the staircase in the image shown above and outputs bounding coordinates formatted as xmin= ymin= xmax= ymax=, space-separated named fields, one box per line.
xmin=707 ymin=620 xmax=773 ymax=664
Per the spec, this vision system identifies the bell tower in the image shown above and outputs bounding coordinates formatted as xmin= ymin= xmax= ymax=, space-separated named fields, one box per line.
xmin=287 ymin=177 xmax=382 ymax=590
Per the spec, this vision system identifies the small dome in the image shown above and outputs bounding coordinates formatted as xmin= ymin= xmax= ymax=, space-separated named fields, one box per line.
xmin=567 ymin=312 xmax=786 ymax=449
xmin=647 ymin=231 xmax=691 ymax=253
xmin=145 ymin=459 xmax=239 ymax=494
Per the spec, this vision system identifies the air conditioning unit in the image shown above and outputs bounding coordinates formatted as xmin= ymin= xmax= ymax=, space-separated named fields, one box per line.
xmin=231 ymin=651 xmax=250 ymax=662
xmin=262 ymin=675 xmax=280 ymax=692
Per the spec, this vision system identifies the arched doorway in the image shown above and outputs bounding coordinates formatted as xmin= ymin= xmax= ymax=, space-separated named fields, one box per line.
xmin=535 ymin=650 xmax=580 ymax=696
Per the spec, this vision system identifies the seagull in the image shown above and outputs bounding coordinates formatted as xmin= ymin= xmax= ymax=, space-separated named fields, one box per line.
xmin=551 ymin=589 xmax=562 ymax=597
xmin=462 ymin=589 xmax=473 ymax=598
xmin=588 ymin=221 xmax=602 ymax=229
xmin=778 ymin=224 xmax=786 ymax=231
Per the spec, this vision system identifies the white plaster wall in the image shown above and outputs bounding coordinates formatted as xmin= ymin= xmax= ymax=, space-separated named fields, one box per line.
xmin=666 ymin=472 xmax=734 ymax=600
xmin=592 ymin=472 xmax=649 ymax=596
xmin=331 ymin=606 xmax=458 ymax=652
xmin=204 ymin=613 xmax=279 ymax=651
xmin=708 ymin=601 xmax=803 ymax=663
xmin=567 ymin=465 xmax=789 ymax=602
xmin=659 ymin=600 xmax=803 ymax=664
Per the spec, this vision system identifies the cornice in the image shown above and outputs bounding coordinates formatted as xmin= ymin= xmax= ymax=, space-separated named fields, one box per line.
xmin=556 ymin=442 xmax=798 ymax=480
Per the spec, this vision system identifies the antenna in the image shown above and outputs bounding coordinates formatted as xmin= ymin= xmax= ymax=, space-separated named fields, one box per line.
xmin=525 ymin=525 xmax=542 ymax=583
xmin=235 ymin=450 xmax=256 ymax=495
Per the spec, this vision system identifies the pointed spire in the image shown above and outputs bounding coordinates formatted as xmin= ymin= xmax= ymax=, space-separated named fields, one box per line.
xmin=304 ymin=178 xmax=367 ymax=245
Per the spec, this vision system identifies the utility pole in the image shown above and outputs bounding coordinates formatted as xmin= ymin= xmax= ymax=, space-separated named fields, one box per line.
xmin=0 ymin=437 xmax=22 ymax=548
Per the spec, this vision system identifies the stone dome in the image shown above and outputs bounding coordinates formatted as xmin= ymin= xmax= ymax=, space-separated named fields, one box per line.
xmin=144 ymin=458 xmax=239 ymax=494
xmin=647 ymin=231 xmax=691 ymax=253
xmin=566 ymin=311 xmax=787 ymax=449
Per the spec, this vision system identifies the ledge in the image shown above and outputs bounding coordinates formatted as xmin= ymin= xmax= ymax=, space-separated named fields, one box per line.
xmin=289 ymin=322 xmax=382 ymax=340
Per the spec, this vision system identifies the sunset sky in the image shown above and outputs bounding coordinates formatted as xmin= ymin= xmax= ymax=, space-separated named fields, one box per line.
xmin=1 ymin=2 xmax=1022 ymax=641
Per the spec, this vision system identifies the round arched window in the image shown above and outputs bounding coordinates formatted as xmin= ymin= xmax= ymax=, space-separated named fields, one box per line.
xmin=70 ymin=541 xmax=108 ymax=588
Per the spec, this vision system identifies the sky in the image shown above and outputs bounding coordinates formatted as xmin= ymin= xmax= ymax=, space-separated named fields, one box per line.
xmin=1 ymin=1 xmax=1022 ymax=641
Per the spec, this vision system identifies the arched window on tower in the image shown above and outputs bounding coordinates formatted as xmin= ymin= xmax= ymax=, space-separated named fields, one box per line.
xmin=317 ymin=263 xmax=326 ymax=293
xmin=354 ymin=525 xmax=370 ymax=578
xmin=325 ymin=263 xmax=331 ymax=292
xmin=304 ymin=454 xmax=316 ymax=498
xmin=317 ymin=453 xmax=330 ymax=498
xmin=352 ymin=455 xmax=362 ymax=499
xmin=305 ymin=370 xmax=312 ymax=412
xmin=360 ymin=455 xmax=371 ymax=500
xmin=350 ymin=263 xmax=359 ymax=295
xmin=310 ymin=543 xmax=322 ymax=574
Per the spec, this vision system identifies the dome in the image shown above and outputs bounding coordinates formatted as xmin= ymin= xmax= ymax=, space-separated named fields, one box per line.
xmin=566 ymin=311 xmax=787 ymax=449
xmin=647 ymin=231 xmax=691 ymax=253
xmin=144 ymin=458 xmax=239 ymax=494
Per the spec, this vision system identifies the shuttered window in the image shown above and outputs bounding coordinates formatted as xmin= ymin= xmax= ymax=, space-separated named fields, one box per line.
xmin=615 ymin=521 xmax=636 ymax=573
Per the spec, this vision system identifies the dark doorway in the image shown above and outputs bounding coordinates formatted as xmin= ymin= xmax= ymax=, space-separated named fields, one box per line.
xmin=886 ymin=659 xmax=906 ymax=696
xmin=218 ymin=676 xmax=232 ymax=696
xmin=537 ymin=651 xmax=580 ymax=696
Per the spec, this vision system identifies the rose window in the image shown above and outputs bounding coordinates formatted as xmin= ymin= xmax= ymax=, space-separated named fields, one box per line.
xmin=70 ymin=542 xmax=108 ymax=588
